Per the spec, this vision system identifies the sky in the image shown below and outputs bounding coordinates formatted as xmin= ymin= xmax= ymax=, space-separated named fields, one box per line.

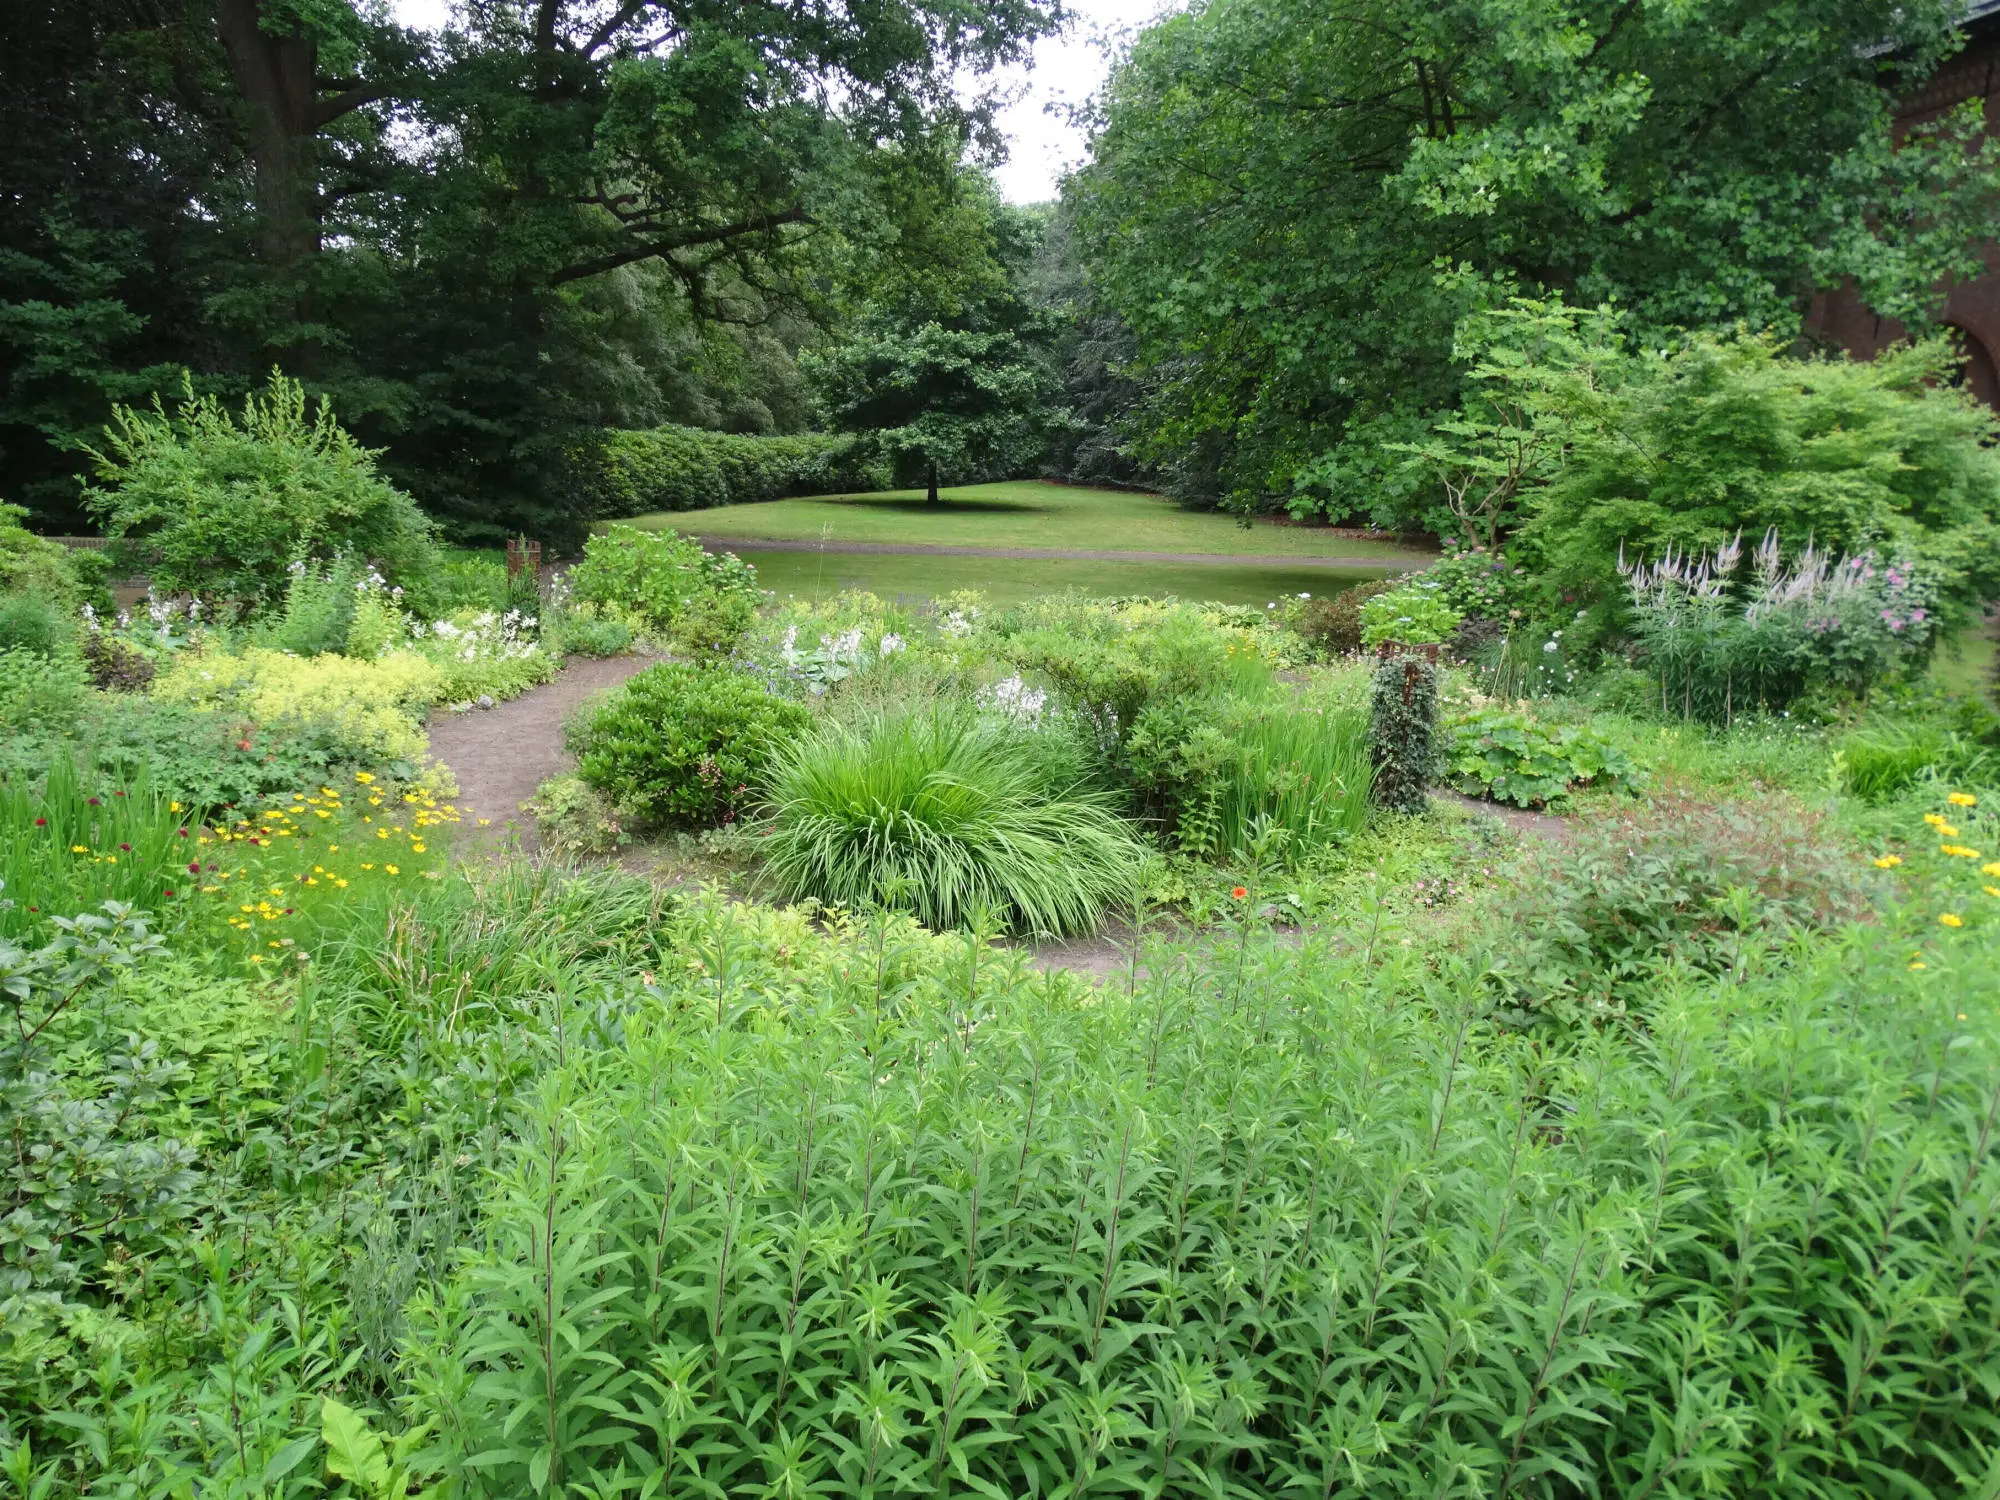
xmin=385 ymin=0 xmax=1178 ymax=203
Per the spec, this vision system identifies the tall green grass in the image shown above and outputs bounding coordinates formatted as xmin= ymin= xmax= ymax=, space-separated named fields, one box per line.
xmin=0 ymin=753 xmax=188 ymax=934
xmin=760 ymin=707 xmax=1143 ymax=935
xmin=1197 ymin=694 xmax=1370 ymax=859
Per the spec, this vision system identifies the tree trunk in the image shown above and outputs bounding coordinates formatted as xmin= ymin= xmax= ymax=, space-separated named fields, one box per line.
xmin=216 ymin=0 xmax=323 ymax=273
xmin=926 ymin=462 xmax=940 ymax=505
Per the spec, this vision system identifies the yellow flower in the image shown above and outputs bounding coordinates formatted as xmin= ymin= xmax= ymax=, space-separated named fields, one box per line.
xmin=1986 ymin=886 xmax=2000 ymax=899
xmin=411 ymin=841 xmax=427 ymax=854
xmin=1938 ymin=823 xmax=1962 ymax=840
xmin=477 ymin=818 xmax=491 ymax=827
xmin=1910 ymin=961 xmax=1928 ymax=970
xmin=1940 ymin=913 xmax=1964 ymax=928
xmin=249 ymin=954 xmax=263 ymax=964
xmin=377 ymin=828 xmax=389 ymax=839
xmin=335 ymin=878 xmax=349 ymax=889
xmin=170 ymin=801 xmax=182 ymax=812
xmin=355 ymin=771 xmax=375 ymax=784
xmin=361 ymin=862 xmax=375 ymax=870
xmin=70 ymin=844 xmax=88 ymax=853
xmin=1983 ymin=862 xmax=2000 ymax=878
xmin=315 ymin=809 xmax=330 ymax=819
xmin=1948 ymin=792 xmax=1978 ymax=807
xmin=1874 ymin=855 xmax=1903 ymax=869
xmin=1925 ymin=813 xmax=1947 ymax=828
xmin=1940 ymin=845 xmax=1981 ymax=859
xmin=385 ymin=863 xmax=400 ymax=875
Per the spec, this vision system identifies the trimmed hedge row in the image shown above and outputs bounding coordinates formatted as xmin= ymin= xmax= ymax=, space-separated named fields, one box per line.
xmin=591 ymin=425 xmax=890 ymax=516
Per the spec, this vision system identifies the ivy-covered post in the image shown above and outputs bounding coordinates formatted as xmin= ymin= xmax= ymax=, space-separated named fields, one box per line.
xmin=1369 ymin=641 xmax=1441 ymax=813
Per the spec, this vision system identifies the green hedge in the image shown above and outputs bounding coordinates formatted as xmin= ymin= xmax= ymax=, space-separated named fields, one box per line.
xmin=591 ymin=425 xmax=890 ymax=516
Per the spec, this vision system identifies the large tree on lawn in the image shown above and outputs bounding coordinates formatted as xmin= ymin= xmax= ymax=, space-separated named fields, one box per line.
xmin=812 ymin=322 xmax=1059 ymax=501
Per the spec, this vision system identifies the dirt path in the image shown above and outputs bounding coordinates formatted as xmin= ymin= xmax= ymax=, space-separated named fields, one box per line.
xmin=427 ymin=655 xmax=653 ymax=854
xmin=687 ymin=534 xmax=1427 ymax=571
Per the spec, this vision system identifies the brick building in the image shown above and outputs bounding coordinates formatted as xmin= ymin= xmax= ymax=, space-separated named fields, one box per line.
xmin=1805 ymin=0 xmax=2000 ymax=404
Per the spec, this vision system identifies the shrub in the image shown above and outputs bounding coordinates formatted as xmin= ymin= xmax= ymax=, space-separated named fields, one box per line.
xmin=0 ymin=694 xmax=353 ymax=812
xmin=153 ymin=646 xmax=441 ymax=766
xmin=590 ymin=424 xmax=883 ymax=516
xmin=1529 ymin=332 xmax=2000 ymax=613
xmin=0 ymin=648 xmax=89 ymax=737
xmin=84 ymin=370 xmax=438 ymax=610
xmin=525 ymin=774 xmax=631 ymax=857
xmin=79 ymin=632 xmax=155 ymax=692
xmin=1295 ymin=577 xmax=1399 ymax=655
xmin=0 ymin=593 xmax=70 ymax=655
xmin=760 ymin=706 xmax=1144 ymax=934
xmin=570 ymin=663 xmax=810 ymax=827
xmin=567 ymin=525 xmax=761 ymax=649
xmin=1359 ymin=576 xmax=1463 ymax=646
xmin=1368 ymin=650 xmax=1442 ymax=812
xmin=250 ymin=556 xmax=366 ymax=655
xmin=1483 ymin=791 xmax=1869 ymax=1028
xmin=0 ymin=502 xmax=107 ymax=610
xmin=1447 ymin=706 xmax=1636 ymax=808
xmin=1126 ymin=682 xmax=1371 ymax=858
xmin=399 ymin=547 xmax=511 ymax=619
xmin=550 ymin=604 xmax=634 ymax=658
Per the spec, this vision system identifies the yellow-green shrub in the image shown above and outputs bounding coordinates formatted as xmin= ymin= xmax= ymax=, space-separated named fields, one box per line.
xmin=154 ymin=647 xmax=441 ymax=765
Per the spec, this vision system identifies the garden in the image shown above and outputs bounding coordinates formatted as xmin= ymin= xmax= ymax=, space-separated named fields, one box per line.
xmin=2 ymin=344 xmax=1999 ymax=1499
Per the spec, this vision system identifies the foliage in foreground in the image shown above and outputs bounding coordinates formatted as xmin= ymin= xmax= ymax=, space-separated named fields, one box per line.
xmin=760 ymin=706 xmax=1143 ymax=934
xmin=567 ymin=525 xmax=762 ymax=650
xmin=407 ymin=899 xmax=2000 ymax=1499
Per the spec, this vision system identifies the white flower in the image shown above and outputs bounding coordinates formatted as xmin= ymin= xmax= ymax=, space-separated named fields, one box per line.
xmin=878 ymin=633 xmax=905 ymax=656
xmin=982 ymin=674 xmax=1047 ymax=724
xmin=1298 ymin=592 xmax=1311 ymax=600
xmin=1542 ymin=640 xmax=1558 ymax=653
xmin=940 ymin=610 xmax=974 ymax=638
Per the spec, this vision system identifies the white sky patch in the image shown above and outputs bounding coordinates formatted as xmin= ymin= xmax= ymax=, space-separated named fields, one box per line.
xmin=385 ymin=0 xmax=1178 ymax=203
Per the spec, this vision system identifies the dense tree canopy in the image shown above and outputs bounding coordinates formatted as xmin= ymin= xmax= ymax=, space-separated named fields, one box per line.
xmin=0 ymin=0 xmax=1058 ymax=537
xmin=1071 ymin=0 xmax=2000 ymax=520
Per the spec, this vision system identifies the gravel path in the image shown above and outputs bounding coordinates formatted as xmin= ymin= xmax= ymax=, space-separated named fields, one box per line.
xmin=427 ymin=655 xmax=653 ymax=854
xmin=687 ymin=534 xmax=1426 ymax=570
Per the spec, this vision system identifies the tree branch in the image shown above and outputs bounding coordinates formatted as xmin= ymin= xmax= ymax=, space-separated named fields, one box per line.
xmin=584 ymin=0 xmax=653 ymax=57
xmin=547 ymin=208 xmax=813 ymax=285
xmin=310 ymin=82 xmax=392 ymax=130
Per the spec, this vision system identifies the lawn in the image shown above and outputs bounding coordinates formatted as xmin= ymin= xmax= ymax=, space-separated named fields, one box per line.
xmin=619 ymin=480 xmax=1428 ymax=561
xmin=735 ymin=546 xmax=1400 ymax=607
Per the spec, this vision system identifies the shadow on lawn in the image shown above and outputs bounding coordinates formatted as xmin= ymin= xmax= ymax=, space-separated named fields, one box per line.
xmin=814 ymin=495 xmax=1051 ymax=515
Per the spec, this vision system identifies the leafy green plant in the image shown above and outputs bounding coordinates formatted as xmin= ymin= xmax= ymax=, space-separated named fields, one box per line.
xmin=549 ymin=604 xmax=634 ymax=659
xmin=525 ymin=774 xmax=631 ymax=858
xmin=85 ymin=372 xmax=438 ymax=611
xmin=400 ymin=888 xmax=2000 ymax=1499
xmin=760 ymin=706 xmax=1143 ymax=933
xmin=1447 ymin=706 xmax=1636 ymax=807
xmin=0 ymin=647 xmax=89 ymax=737
xmin=1368 ymin=650 xmax=1441 ymax=812
xmin=407 ymin=609 xmax=556 ymax=703
xmin=0 ymin=593 xmax=71 ymax=656
xmin=566 ymin=525 xmax=761 ymax=649
xmin=1295 ymin=578 xmax=1399 ymax=656
xmin=1483 ymin=790 xmax=1870 ymax=1028
xmin=570 ymin=663 xmax=810 ymax=828
xmin=1359 ymin=578 xmax=1463 ymax=647
xmin=0 ymin=504 xmax=109 ymax=611
xmin=1126 ymin=683 xmax=1370 ymax=858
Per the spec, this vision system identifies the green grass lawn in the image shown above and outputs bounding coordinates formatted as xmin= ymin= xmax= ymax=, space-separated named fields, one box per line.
xmin=736 ymin=548 xmax=1398 ymax=608
xmin=619 ymin=481 xmax=1425 ymax=562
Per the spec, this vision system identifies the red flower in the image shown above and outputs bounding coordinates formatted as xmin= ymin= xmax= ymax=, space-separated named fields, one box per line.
xmin=33 ymin=817 xmax=45 ymax=827
xmin=1230 ymin=886 xmax=1248 ymax=900
xmin=177 ymin=828 xmax=188 ymax=838
xmin=163 ymin=889 xmax=176 ymax=898
xmin=87 ymin=796 xmax=101 ymax=806
xmin=236 ymin=739 xmax=252 ymax=751
xmin=187 ymin=862 xmax=201 ymax=874
xmin=118 ymin=842 xmax=131 ymax=852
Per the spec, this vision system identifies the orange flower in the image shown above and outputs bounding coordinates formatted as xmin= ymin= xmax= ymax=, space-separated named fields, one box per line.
xmin=1230 ymin=886 xmax=1248 ymax=900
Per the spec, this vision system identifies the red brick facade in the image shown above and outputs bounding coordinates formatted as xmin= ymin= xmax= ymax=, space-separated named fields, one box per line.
xmin=1804 ymin=14 xmax=2000 ymax=404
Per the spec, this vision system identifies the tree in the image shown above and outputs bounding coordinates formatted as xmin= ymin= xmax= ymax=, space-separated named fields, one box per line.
xmin=811 ymin=322 xmax=1060 ymax=501
xmin=0 ymin=0 xmax=1061 ymax=537
xmin=809 ymin=183 xmax=1065 ymax=500
xmin=1072 ymin=0 xmax=2000 ymax=522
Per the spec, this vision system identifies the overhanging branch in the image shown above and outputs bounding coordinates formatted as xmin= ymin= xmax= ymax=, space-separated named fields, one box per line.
xmin=546 ymin=207 xmax=813 ymax=285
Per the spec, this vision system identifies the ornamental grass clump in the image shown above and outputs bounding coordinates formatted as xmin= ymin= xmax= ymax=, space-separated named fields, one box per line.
xmin=760 ymin=705 xmax=1142 ymax=934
